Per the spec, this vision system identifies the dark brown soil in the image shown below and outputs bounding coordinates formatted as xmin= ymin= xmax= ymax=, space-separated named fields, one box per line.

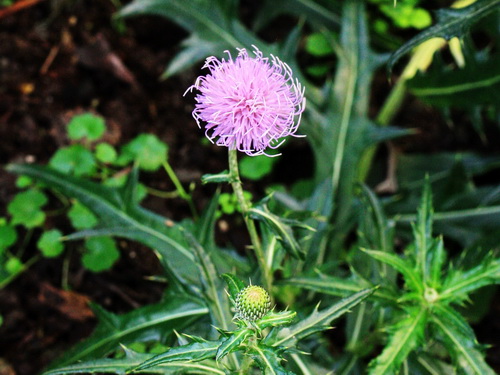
xmin=0 ymin=1 xmax=498 ymax=375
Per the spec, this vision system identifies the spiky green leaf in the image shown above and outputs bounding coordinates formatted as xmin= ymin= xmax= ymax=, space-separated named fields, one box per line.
xmin=268 ymin=288 xmax=375 ymax=347
xmin=388 ymin=0 xmax=500 ymax=72
xmin=216 ymin=327 xmax=252 ymax=361
xmin=368 ymin=307 xmax=427 ymax=375
xmin=48 ymin=295 xmax=208 ymax=367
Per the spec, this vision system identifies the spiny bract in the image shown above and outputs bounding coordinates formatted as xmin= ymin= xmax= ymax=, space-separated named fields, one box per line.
xmin=235 ymin=285 xmax=271 ymax=322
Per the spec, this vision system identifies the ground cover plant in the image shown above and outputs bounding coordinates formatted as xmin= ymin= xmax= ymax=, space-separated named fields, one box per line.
xmin=1 ymin=0 xmax=500 ymax=374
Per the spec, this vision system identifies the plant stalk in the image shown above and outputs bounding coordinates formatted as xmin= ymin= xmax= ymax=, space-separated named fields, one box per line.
xmin=228 ymin=149 xmax=272 ymax=292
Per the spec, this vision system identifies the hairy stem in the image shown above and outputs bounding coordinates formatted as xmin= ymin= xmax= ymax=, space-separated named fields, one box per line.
xmin=228 ymin=149 xmax=272 ymax=292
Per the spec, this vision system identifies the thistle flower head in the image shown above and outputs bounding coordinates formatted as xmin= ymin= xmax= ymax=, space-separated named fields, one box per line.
xmin=235 ymin=285 xmax=272 ymax=322
xmin=185 ymin=46 xmax=306 ymax=156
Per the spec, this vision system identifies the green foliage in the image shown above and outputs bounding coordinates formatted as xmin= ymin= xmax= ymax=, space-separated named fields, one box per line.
xmin=4 ymin=1 xmax=500 ymax=373
xmin=50 ymin=144 xmax=97 ymax=176
xmin=82 ymin=237 xmax=120 ymax=272
xmin=117 ymin=134 xmax=168 ymax=171
xmin=0 ymin=220 xmax=17 ymax=255
xmin=67 ymin=113 xmax=106 ymax=141
xmin=8 ymin=189 xmax=47 ymax=228
xmin=37 ymin=229 xmax=65 ymax=258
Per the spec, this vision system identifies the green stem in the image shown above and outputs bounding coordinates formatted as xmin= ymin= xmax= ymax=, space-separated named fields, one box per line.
xmin=228 ymin=149 xmax=272 ymax=292
xmin=162 ymin=161 xmax=199 ymax=220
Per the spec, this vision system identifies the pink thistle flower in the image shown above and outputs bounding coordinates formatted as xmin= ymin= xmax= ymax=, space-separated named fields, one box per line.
xmin=185 ymin=46 xmax=306 ymax=156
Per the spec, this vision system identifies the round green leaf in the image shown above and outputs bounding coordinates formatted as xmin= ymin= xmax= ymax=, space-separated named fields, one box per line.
xmin=305 ymin=32 xmax=335 ymax=57
xmin=95 ymin=142 xmax=117 ymax=163
xmin=15 ymin=175 xmax=33 ymax=188
xmin=68 ymin=113 xmax=106 ymax=141
xmin=0 ymin=224 xmax=17 ymax=255
xmin=68 ymin=201 xmax=98 ymax=230
xmin=82 ymin=237 xmax=120 ymax=272
xmin=240 ymin=155 xmax=277 ymax=181
xmin=38 ymin=229 xmax=64 ymax=258
xmin=8 ymin=190 xmax=47 ymax=228
xmin=117 ymin=134 xmax=168 ymax=171
xmin=5 ymin=257 xmax=23 ymax=275
xmin=49 ymin=144 xmax=96 ymax=176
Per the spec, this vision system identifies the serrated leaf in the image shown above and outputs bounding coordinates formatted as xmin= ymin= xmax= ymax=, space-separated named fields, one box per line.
xmin=249 ymin=203 xmax=306 ymax=260
xmin=408 ymin=55 xmax=500 ymax=107
xmin=221 ymin=273 xmax=245 ymax=302
xmin=388 ymin=0 xmax=500 ymax=72
xmin=131 ymin=339 xmax=222 ymax=372
xmin=432 ymin=307 xmax=496 ymax=375
xmin=440 ymin=256 xmax=500 ymax=302
xmin=8 ymin=189 xmax=47 ymax=228
xmin=44 ymin=347 xmax=225 ymax=375
xmin=38 ymin=229 xmax=64 ymax=258
xmin=368 ymin=307 xmax=427 ymax=375
xmin=257 ymin=310 xmax=297 ymax=329
xmin=282 ymin=272 xmax=397 ymax=303
xmin=183 ymin=232 xmax=234 ymax=333
xmin=362 ymin=249 xmax=423 ymax=295
xmin=68 ymin=113 xmax=106 ymax=141
xmin=269 ymin=288 xmax=375 ymax=347
xmin=48 ymin=295 xmax=208 ymax=367
xmin=216 ymin=327 xmax=252 ymax=361
xmin=249 ymin=345 xmax=294 ymax=375
xmin=6 ymin=164 xmax=200 ymax=290
xmin=412 ymin=178 xmax=433 ymax=284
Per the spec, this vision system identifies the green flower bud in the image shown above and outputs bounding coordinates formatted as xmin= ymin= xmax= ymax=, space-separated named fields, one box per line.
xmin=235 ymin=285 xmax=271 ymax=322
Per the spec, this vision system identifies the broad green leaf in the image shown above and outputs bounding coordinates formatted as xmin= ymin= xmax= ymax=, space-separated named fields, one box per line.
xmin=440 ymin=255 xmax=500 ymax=302
xmin=432 ymin=308 xmax=495 ymax=375
xmin=6 ymin=164 xmax=200 ymax=289
xmin=362 ymin=249 xmax=423 ymax=295
xmin=82 ymin=237 xmax=120 ymax=272
xmin=282 ymin=272 xmax=397 ymax=303
xmin=8 ymin=189 xmax=47 ymax=228
xmin=50 ymin=145 xmax=96 ymax=177
xmin=5 ymin=257 xmax=23 ymax=275
xmin=368 ymin=307 xmax=427 ymax=375
xmin=68 ymin=113 xmax=106 ymax=141
xmin=0 ymin=223 xmax=17 ymax=254
xmin=95 ymin=143 xmax=117 ymax=163
xmin=249 ymin=345 xmax=293 ymax=375
xmin=131 ymin=339 xmax=222 ymax=372
xmin=68 ymin=201 xmax=99 ymax=230
xmin=268 ymin=288 xmax=375 ymax=347
xmin=15 ymin=175 xmax=32 ymax=188
xmin=221 ymin=273 xmax=245 ymax=302
xmin=117 ymin=134 xmax=167 ymax=171
xmin=44 ymin=347 xmax=224 ymax=375
xmin=388 ymin=0 xmax=500 ymax=71
xmin=48 ymin=295 xmax=208 ymax=367
xmin=216 ymin=327 xmax=252 ymax=361
xmin=37 ymin=229 xmax=65 ymax=258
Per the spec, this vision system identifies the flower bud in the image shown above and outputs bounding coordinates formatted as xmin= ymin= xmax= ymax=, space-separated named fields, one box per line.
xmin=235 ymin=285 xmax=271 ymax=322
